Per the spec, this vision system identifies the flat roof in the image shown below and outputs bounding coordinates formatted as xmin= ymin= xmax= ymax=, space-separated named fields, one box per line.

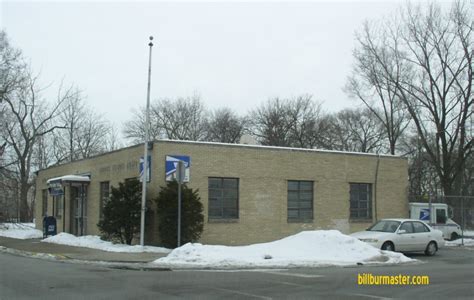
xmin=46 ymin=175 xmax=91 ymax=183
xmin=159 ymin=139 xmax=405 ymax=159
xmin=36 ymin=139 xmax=406 ymax=174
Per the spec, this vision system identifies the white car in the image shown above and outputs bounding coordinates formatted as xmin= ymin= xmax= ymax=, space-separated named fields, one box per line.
xmin=350 ymin=218 xmax=445 ymax=256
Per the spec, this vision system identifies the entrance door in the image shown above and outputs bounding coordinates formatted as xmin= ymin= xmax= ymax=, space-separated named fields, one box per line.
xmin=70 ymin=185 xmax=87 ymax=236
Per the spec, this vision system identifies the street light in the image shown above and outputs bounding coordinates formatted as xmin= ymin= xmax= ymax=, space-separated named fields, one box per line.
xmin=140 ymin=36 xmax=153 ymax=246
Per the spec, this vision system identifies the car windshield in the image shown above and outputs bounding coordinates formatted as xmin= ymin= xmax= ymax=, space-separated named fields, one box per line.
xmin=367 ymin=220 xmax=401 ymax=233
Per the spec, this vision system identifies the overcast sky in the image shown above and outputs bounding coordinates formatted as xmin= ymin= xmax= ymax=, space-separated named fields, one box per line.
xmin=1 ymin=0 xmax=455 ymax=131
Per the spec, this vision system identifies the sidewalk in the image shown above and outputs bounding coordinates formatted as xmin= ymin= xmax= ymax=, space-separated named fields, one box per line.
xmin=0 ymin=236 xmax=167 ymax=263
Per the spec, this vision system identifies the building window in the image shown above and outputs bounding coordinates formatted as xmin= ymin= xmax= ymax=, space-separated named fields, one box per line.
xmin=54 ymin=195 xmax=63 ymax=218
xmin=99 ymin=181 xmax=110 ymax=219
xmin=350 ymin=183 xmax=372 ymax=220
xmin=42 ymin=189 xmax=48 ymax=216
xmin=208 ymin=177 xmax=239 ymax=220
xmin=287 ymin=180 xmax=314 ymax=222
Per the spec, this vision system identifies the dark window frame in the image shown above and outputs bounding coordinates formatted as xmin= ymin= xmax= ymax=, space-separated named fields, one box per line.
xmin=99 ymin=181 xmax=110 ymax=220
xmin=42 ymin=189 xmax=48 ymax=216
xmin=287 ymin=180 xmax=314 ymax=223
xmin=54 ymin=195 xmax=63 ymax=219
xmin=208 ymin=177 xmax=239 ymax=221
xmin=349 ymin=183 xmax=373 ymax=221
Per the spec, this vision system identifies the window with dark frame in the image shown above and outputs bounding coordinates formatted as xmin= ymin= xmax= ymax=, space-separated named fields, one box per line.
xmin=287 ymin=180 xmax=314 ymax=222
xmin=208 ymin=177 xmax=239 ymax=220
xmin=42 ymin=189 xmax=48 ymax=216
xmin=54 ymin=195 xmax=63 ymax=218
xmin=349 ymin=183 xmax=372 ymax=220
xmin=99 ymin=181 xmax=110 ymax=219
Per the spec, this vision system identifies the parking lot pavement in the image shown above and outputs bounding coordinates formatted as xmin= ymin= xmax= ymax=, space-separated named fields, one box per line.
xmin=2 ymin=246 xmax=473 ymax=299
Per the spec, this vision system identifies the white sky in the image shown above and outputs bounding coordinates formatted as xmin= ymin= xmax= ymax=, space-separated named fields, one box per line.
xmin=0 ymin=0 xmax=456 ymax=131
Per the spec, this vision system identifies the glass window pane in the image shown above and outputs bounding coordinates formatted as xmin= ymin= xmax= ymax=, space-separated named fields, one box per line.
xmin=209 ymin=189 xmax=222 ymax=198
xmin=299 ymin=200 xmax=312 ymax=209
xmin=209 ymin=208 xmax=222 ymax=218
xmin=208 ymin=177 xmax=239 ymax=219
xmin=208 ymin=178 xmax=222 ymax=189
xmin=300 ymin=209 xmax=313 ymax=219
xmin=223 ymin=189 xmax=238 ymax=198
xmin=223 ymin=208 xmax=238 ymax=218
xmin=349 ymin=183 xmax=372 ymax=219
xmin=288 ymin=191 xmax=299 ymax=201
xmin=400 ymin=222 xmax=414 ymax=233
xmin=223 ymin=179 xmax=238 ymax=189
xmin=288 ymin=209 xmax=299 ymax=218
xmin=287 ymin=180 xmax=314 ymax=221
xmin=350 ymin=209 xmax=358 ymax=218
xmin=300 ymin=191 xmax=313 ymax=201
xmin=300 ymin=181 xmax=313 ymax=191
xmin=350 ymin=200 xmax=359 ymax=209
xmin=222 ymin=198 xmax=237 ymax=208
xmin=288 ymin=200 xmax=299 ymax=209
xmin=288 ymin=181 xmax=299 ymax=191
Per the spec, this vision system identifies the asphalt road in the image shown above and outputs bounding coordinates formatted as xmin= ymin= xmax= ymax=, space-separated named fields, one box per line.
xmin=1 ymin=247 xmax=473 ymax=300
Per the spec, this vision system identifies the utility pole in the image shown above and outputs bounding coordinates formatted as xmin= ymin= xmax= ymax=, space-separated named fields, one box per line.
xmin=140 ymin=36 xmax=153 ymax=246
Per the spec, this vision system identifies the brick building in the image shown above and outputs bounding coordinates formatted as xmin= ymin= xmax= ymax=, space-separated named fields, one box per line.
xmin=35 ymin=140 xmax=408 ymax=246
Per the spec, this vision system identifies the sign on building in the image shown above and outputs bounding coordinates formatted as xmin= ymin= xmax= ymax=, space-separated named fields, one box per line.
xmin=139 ymin=156 xmax=151 ymax=182
xmin=48 ymin=180 xmax=64 ymax=196
xmin=165 ymin=155 xmax=190 ymax=182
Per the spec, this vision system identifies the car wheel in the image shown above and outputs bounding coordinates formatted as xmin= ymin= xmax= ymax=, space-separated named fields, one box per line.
xmin=450 ymin=232 xmax=459 ymax=241
xmin=381 ymin=242 xmax=395 ymax=251
xmin=425 ymin=241 xmax=437 ymax=256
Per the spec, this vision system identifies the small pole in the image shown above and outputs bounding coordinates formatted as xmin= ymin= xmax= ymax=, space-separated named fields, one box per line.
xmin=140 ymin=36 xmax=154 ymax=247
xmin=177 ymin=160 xmax=184 ymax=247
xmin=461 ymin=197 xmax=464 ymax=246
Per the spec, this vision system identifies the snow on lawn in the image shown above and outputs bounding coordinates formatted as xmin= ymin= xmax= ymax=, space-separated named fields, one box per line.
xmin=462 ymin=230 xmax=474 ymax=237
xmin=153 ymin=230 xmax=413 ymax=269
xmin=445 ymin=238 xmax=474 ymax=247
xmin=42 ymin=233 xmax=171 ymax=253
xmin=0 ymin=223 xmax=43 ymax=239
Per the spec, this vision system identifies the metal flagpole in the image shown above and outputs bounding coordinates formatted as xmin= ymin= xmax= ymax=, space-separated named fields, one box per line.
xmin=140 ymin=36 xmax=153 ymax=246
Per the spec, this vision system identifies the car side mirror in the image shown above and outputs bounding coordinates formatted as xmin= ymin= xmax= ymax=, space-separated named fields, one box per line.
xmin=398 ymin=229 xmax=406 ymax=234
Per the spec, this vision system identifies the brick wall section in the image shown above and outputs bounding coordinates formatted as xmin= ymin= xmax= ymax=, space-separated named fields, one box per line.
xmin=35 ymin=140 xmax=408 ymax=246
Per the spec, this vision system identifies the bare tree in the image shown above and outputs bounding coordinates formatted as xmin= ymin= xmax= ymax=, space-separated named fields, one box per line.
xmin=0 ymin=30 xmax=25 ymax=104
xmin=123 ymin=95 xmax=208 ymax=144
xmin=327 ymin=108 xmax=385 ymax=153
xmin=248 ymin=98 xmax=294 ymax=147
xmin=52 ymin=93 xmax=113 ymax=162
xmin=155 ymin=95 xmax=208 ymax=141
xmin=205 ymin=108 xmax=247 ymax=143
xmin=248 ymin=96 xmax=328 ymax=148
xmin=1 ymin=73 xmax=70 ymax=221
xmin=346 ymin=19 xmax=411 ymax=155
xmin=351 ymin=1 xmax=473 ymax=195
xmin=287 ymin=95 xmax=328 ymax=149
xmin=105 ymin=124 xmax=123 ymax=152
xmin=401 ymin=133 xmax=443 ymax=199
xmin=122 ymin=106 xmax=162 ymax=144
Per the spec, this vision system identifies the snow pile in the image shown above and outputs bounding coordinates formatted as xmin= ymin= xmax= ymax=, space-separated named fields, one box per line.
xmin=445 ymin=238 xmax=474 ymax=247
xmin=42 ymin=232 xmax=170 ymax=253
xmin=154 ymin=230 xmax=413 ymax=268
xmin=0 ymin=223 xmax=43 ymax=239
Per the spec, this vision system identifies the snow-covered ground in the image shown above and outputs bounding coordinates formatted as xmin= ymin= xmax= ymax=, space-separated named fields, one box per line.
xmin=445 ymin=237 xmax=474 ymax=247
xmin=153 ymin=230 xmax=414 ymax=269
xmin=0 ymin=223 xmax=43 ymax=239
xmin=462 ymin=230 xmax=474 ymax=237
xmin=0 ymin=222 xmax=170 ymax=253
xmin=42 ymin=233 xmax=171 ymax=253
